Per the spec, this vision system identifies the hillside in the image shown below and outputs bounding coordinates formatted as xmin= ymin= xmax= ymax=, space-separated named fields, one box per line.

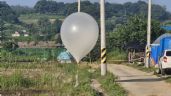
xmin=0 ymin=1 xmax=19 ymax=23
xmin=0 ymin=0 xmax=171 ymax=49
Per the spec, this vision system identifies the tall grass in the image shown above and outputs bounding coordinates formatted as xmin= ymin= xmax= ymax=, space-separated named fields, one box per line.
xmin=0 ymin=48 xmax=64 ymax=62
xmin=0 ymin=72 xmax=35 ymax=90
xmin=0 ymin=63 xmax=97 ymax=96
xmin=93 ymin=69 xmax=127 ymax=96
xmin=0 ymin=62 xmax=127 ymax=96
xmin=107 ymin=48 xmax=127 ymax=60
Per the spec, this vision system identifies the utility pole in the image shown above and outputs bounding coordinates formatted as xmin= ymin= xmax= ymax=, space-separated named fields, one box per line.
xmin=100 ymin=0 xmax=107 ymax=76
xmin=78 ymin=0 xmax=81 ymax=12
xmin=145 ymin=0 xmax=152 ymax=68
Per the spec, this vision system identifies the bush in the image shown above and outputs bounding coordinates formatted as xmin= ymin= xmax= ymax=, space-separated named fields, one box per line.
xmin=2 ymin=41 xmax=19 ymax=51
xmin=107 ymin=48 xmax=127 ymax=60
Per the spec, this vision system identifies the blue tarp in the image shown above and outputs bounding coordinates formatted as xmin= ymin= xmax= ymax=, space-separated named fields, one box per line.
xmin=151 ymin=44 xmax=160 ymax=64
xmin=152 ymin=33 xmax=171 ymax=64
xmin=161 ymin=26 xmax=171 ymax=31
xmin=153 ymin=33 xmax=171 ymax=44
xmin=57 ymin=51 xmax=71 ymax=60
xmin=158 ymin=36 xmax=171 ymax=57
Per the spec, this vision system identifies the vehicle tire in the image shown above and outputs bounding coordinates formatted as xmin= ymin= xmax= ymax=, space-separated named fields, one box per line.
xmin=164 ymin=69 xmax=171 ymax=75
xmin=161 ymin=69 xmax=166 ymax=75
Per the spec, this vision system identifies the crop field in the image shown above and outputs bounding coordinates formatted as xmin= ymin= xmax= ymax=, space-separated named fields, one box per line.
xmin=19 ymin=13 xmax=64 ymax=24
xmin=0 ymin=48 xmax=64 ymax=62
xmin=0 ymin=48 xmax=126 ymax=96
xmin=0 ymin=63 xmax=126 ymax=96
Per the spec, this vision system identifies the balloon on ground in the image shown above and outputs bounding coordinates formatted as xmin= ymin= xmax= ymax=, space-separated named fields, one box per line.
xmin=61 ymin=12 xmax=99 ymax=63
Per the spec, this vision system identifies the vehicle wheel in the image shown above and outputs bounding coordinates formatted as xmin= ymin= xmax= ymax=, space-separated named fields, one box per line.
xmin=165 ymin=69 xmax=171 ymax=75
xmin=161 ymin=69 xmax=166 ymax=75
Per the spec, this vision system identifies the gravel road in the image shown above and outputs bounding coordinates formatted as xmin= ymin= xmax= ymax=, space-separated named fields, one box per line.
xmin=107 ymin=64 xmax=171 ymax=96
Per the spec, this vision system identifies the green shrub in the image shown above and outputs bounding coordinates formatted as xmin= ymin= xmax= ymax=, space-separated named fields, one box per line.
xmin=2 ymin=41 xmax=19 ymax=51
xmin=107 ymin=48 xmax=127 ymax=60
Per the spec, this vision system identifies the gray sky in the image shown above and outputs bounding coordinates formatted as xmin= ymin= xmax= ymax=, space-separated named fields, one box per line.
xmin=0 ymin=0 xmax=171 ymax=12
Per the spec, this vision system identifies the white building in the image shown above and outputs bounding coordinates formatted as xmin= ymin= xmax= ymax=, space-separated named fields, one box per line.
xmin=24 ymin=33 xmax=29 ymax=37
xmin=12 ymin=31 xmax=20 ymax=37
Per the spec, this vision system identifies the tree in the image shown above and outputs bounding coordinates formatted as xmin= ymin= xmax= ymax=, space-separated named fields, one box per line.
xmin=110 ymin=15 xmax=165 ymax=50
xmin=33 ymin=0 xmax=170 ymax=21
xmin=11 ymin=5 xmax=34 ymax=16
xmin=37 ymin=17 xmax=51 ymax=35
xmin=2 ymin=41 xmax=19 ymax=51
xmin=51 ymin=19 xmax=62 ymax=34
xmin=34 ymin=0 xmax=65 ymax=14
xmin=0 ymin=1 xmax=19 ymax=23
xmin=0 ymin=19 xmax=6 ymax=42
xmin=48 ymin=19 xmax=62 ymax=40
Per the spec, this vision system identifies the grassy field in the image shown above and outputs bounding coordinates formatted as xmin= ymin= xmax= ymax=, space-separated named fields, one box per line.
xmin=0 ymin=48 xmax=64 ymax=62
xmin=19 ymin=13 xmax=65 ymax=24
xmin=0 ymin=61 xmax=127 ymax=96
xmin=0 ymin=47 xmax=127 ymax=95
xmin=163 ymin=20 xmax=171 ymax=26
xmin=107 ymin=49 xmax=127 ymax=64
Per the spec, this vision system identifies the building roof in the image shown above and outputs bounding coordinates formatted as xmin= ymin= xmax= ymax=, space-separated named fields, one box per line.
xmin=57 ymin=51 xmax=72 ymax=60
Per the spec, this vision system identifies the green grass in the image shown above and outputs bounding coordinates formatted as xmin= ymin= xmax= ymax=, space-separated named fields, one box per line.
xmin=163 ymin=20 xmax=171 ymax=26
xmin=0 ymin=62 xmax=127 ymax=96
xmin=13 ymin=36 xmax=34 ymax=42
xmin=107 ymin=48 xmax=127 ymax=60
xmin=0 ymin=72 xmax=35 ymax=90
xmin=93 ymin=69 xmax=127 ymax=96
xmin=0 ymin=48 xmax=64 ymax=62
xmin=165 ymin=77 xmax=171 ymax=82
xmin=19 ymin=13 xmax=64 ymax=24
xmin=0 ymin=63 xmax=96 ymax=95
xmin=107 ymin=48 xmax=127 ymax=64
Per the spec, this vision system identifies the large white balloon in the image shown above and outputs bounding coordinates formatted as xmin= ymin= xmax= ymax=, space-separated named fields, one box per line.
xmin=61 ymin=12 xmax=99 ymax=63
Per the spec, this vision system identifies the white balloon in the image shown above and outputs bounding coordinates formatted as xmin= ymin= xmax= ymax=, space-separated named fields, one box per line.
xmin=61 ymin=12 xmax=99 ymax=63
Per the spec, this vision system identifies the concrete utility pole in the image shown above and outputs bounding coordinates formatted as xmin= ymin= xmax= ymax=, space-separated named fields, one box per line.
xmin=145 ymin=0 xmax=152 ymax=68
xmin=100 ymin=0 xmax=107 ymax=76
xmin=78 ymin=0 xmax=81 ymax=12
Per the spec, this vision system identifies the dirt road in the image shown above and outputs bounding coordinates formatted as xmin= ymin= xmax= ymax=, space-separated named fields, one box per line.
xmin=107 ymin=64 xmax=171 ymax=96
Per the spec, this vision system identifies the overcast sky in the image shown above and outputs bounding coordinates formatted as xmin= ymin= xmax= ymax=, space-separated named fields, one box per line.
xmin=0 ymin=0 xmax=171 ymax=12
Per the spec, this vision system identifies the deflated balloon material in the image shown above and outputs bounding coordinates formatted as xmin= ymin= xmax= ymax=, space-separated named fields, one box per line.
xmin=61 ymin=12 xmax=99 ymax=63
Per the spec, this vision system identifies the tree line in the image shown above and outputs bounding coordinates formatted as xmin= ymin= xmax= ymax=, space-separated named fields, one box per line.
xmin=0 ymin=0 xmax=170 ymax=52
xmin=33 ymin=0 xmax=171 ymax=21
xmin=0 ymin=1 xmax=19 ymax=24
xmin=1 ymin=0 xmax=169 ymax=23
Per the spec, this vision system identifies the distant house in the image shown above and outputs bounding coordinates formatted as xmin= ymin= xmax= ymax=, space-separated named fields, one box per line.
xmin=56 ymin=43 xmax=64 ymax=48
xmin=57 ymin=51 xmax=72 ymax=63
xmin=22 ymin=30 xmax=26 ymax=33
xmin=22 ymin=30 xmax=29 ymax=37
xmin=12 ymin=31 xmax=20 ymax=37
xmin=24 ymin=33 xmax=29 ymax=37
